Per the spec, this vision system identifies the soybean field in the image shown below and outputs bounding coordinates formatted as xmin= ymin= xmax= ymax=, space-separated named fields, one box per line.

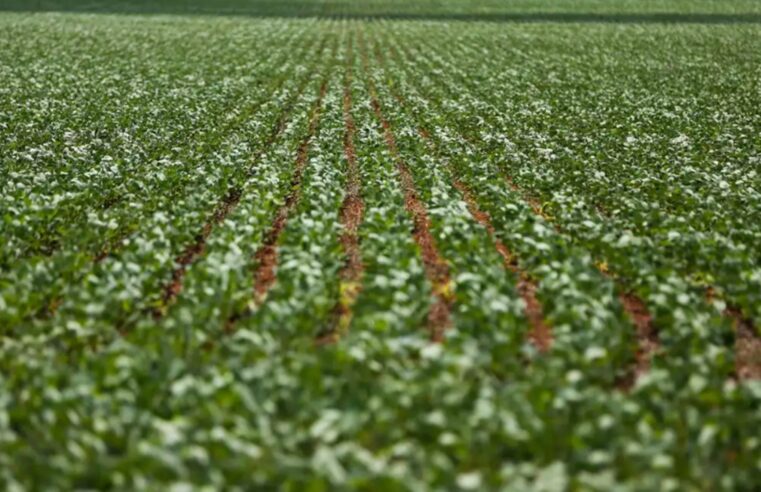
xmin=1 ymin=0 xmax=761 ymax=490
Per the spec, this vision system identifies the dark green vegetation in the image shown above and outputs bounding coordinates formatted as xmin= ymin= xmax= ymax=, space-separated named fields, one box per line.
xmin=1 ymin=1 xmax=760 ymax=490
xmin=4 ymin=0 xmax=761 ymax=20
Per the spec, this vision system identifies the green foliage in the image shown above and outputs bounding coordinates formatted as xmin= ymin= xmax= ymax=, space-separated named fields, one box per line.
xmin=1 ymin=3 xmax=760 ymax=490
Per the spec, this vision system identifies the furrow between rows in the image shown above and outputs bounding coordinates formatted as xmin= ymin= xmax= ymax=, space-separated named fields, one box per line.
xmin=360 ymin=37 xmax=453 ymax=342
xmin=452 ymin=180 xmax=552 ymax=353
xmin=395 ymin=85 xmax=551 ymax=351
xmin=253 ymin=80 xmax=329 ymax=304
xmin=225 ymin=78 xmax=330 ymax=333
xmin=317 ymin=40 xmax=365 ymax=345
xmin=396 ymin=28 xmax=761 ymax=382
xmin=151 ymin=53 xmax=325 ymax=319
xmin=154 ymin=188 xmax=241 ymax=317
xmin=707 ymin=288 xmax=761 ymax=380
xmin=375 ymin=39 xmax=552 ymax=352
xmin=382 ymin=31 xmax=664 ymax=382
xmin=733 ymin=314 xmax=761 ymax=380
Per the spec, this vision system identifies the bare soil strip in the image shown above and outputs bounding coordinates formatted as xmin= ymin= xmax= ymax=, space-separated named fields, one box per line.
xmin=451 ymin=180 xmax=552 ymax=352
xmin=355 ymin=31 xmax=453 ymax=342
xmin=370 ymin=42 xmax=551 ymax=351
xmin=706 ymin=288 xmax=761 ymax=380
xmin=731 ymin=310 xmax=761 ymax=380
xmin=91 ymin=39 xmax=329 ymax=269
xmin=252 ymin=80 xmax=329 ymax=306
xmin=151 ymin=62 xmax=325 ymax=319
xmin=316 ymin=55 xmax=365 ymax=345
xmin=152 ymin=188 xmax=241 ymax=317
xmin=706 ymin=286 xmax=761 ymax=381
xmin=615 ymin=292 xmax=659 ymax=389
xmin=512 ymin=175 xmax=662 ymax=380
xmin=367 ymin=95 xmax=454 ymax=342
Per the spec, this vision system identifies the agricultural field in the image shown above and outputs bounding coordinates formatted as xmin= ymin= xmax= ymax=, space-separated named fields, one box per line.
xmin=1 ymin=0 xmax=761 ymax=489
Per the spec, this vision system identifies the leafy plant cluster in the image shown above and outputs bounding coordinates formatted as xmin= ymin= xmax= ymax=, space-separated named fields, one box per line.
xmin=0 ymin=9 xmax=760 ymax=491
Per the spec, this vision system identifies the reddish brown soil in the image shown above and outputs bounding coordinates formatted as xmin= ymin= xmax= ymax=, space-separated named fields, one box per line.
xmin=318 ymin=58 xmax=366 ymax=345
xmin=621 ymin=293 xmax=658 ymax=371
xmin=613 ymin=291 xmax=659 ymax=390
xmin=339 ymin=87 xmax=364 ymax=287
xmin=252 ymin=81 xmax=328 ymax=305
xmin=153 ymin=188 xmax=242 ymax=318
xmin=704 ymin=288 xmax=760 ymax=381
xmin=369 ymin=94 xmax=453 ymax=342
xmin=253 ymin=212 xmax=286 ymax=303
xmin=359 ymin=26 xmax=453 ymax=341
xmin=451 ymin=180 xmax=552 ymax=352
xmin=519 ymin=278 xmax=552 ymax=352
xmin=725 ymin=305 xmax=761 ymax=380
xmin=383 ymin=56 xmax=550 ymax=350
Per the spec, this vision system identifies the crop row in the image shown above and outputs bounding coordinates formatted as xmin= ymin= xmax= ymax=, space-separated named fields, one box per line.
xmin=0 ymin=13 xmax=759 ymax=491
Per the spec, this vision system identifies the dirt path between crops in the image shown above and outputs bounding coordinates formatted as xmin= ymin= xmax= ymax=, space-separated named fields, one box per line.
xmin=452 ymin=179 xmax=553 ymax=352
xmin=359 ymin=34 xmax=453 ymax=342
xmin=385 ymin=40 xmax=669 ymax=379
xmin=154 ymin=188 xmax=241 ymax=317
xmin=252 ymin=80 xmax=329 ymax=305
xmin=615 ymin=292 xmax=658 ymax=389
xmin=317 ymin=43 xmax=365 ymax=345
xmin=372 ymin=40 xmax=551 ymax=352
xmin=151 ymin=54 xmax=325 ymax=318
xmin=372 ymin=97 xmax=453 ymax=342
xmin=709 ymin=291 xmax=761 ymax=380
